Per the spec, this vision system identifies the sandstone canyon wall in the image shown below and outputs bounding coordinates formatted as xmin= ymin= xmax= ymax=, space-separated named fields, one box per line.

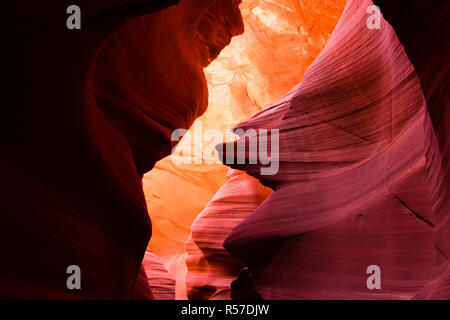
xmin=0 ymin=0 xmax=448 ymax=300
xmin=0 ymin=0 xmax=244 ymax=299
xmin=188 ymin=0 xmax=449 ymax=299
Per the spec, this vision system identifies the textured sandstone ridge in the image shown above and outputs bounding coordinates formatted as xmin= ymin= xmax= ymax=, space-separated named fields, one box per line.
xmin=186 ymin=170 xmax=272 ymax=300
xmin=142 ymin=251 xmax=176 ymax=300
xmin=213 ymin=0 xmax=445 ymax=299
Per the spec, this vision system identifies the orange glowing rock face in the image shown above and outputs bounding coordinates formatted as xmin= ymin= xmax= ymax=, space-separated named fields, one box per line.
xmin=144 ymin=0 xmax=346 ymax=299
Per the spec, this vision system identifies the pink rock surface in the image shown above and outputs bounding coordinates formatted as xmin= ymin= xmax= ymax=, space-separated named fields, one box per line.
xmin=141 ymin=251 xmax=176 ymax=300
xmin=216 ymin=0 xmax=445 ymax=299
xmin=186 ymin=170 xmax=272 ymax=300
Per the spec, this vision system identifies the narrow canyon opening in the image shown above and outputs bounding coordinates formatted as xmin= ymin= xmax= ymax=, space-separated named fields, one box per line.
xmin=143 ymin=0 xmax=347 ymax=299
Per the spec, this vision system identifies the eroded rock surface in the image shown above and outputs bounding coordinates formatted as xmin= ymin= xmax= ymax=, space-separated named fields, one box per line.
xmin=0 ymin=0 xmax=243 ymax=299
xmin=214 ymin=0 xmax=447 ymax=299
xmin=186 ymin=170 xmax=272 ymax=300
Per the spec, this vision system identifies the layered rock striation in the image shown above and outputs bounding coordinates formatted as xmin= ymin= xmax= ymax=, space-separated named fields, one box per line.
xmin=210 ymin=0 xmax=448 ymax=299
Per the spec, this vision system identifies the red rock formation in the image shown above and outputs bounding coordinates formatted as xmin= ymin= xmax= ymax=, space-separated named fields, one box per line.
xmin=186 ymin=169 xmax=272 ymax=300
xmin=0 ymin=0 xmax=243 ymax=299
xmin=141 ymin=251 xmax=176 ymax=300
xmin=217 ymin=0 xmax=446 ymax=299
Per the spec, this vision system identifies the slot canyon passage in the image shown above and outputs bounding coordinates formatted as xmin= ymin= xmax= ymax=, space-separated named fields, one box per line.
xmin=0 ymin=0 xmax=448 ymax=300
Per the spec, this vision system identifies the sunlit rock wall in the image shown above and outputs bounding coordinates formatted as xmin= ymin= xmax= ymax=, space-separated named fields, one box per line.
xmin=144 ymin=0 xmax=347 ymax=299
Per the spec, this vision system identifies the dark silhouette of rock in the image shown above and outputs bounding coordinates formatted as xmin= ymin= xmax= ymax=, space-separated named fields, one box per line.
xmin=0 ymin=0 xmax=243 ymax=299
